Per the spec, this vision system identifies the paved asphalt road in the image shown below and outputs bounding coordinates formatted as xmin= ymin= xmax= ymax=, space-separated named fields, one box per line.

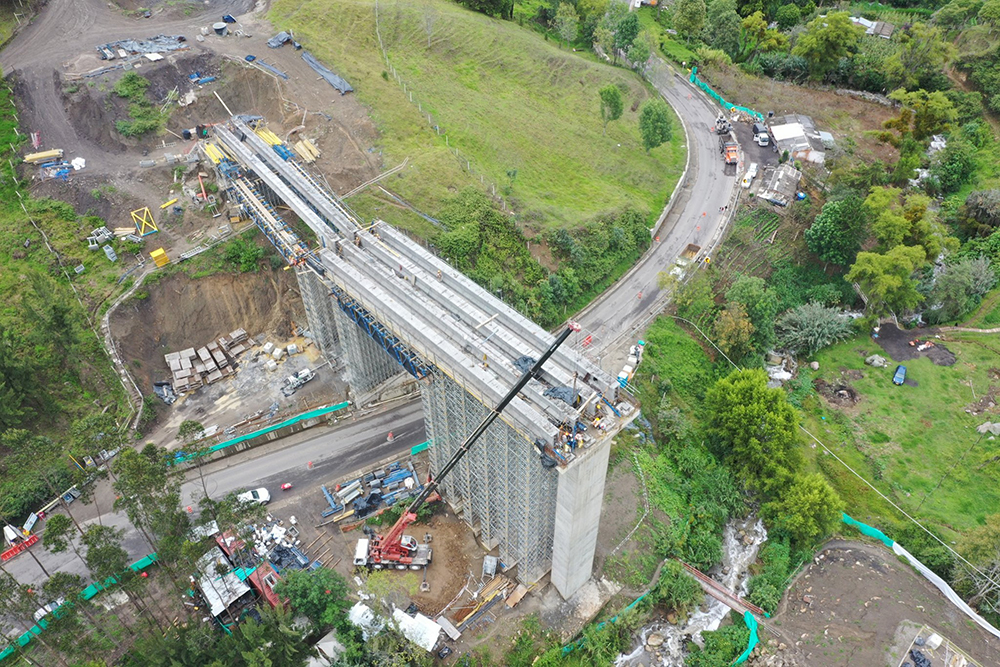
xmin=575 ymin=55 xmax=738 ymax=372
xmin=4 ymin=401 xmax=424 ymax=589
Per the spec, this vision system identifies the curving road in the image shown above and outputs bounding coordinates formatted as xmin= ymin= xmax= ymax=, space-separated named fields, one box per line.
xmin=574 ymin=55 xmax=737 ymax=372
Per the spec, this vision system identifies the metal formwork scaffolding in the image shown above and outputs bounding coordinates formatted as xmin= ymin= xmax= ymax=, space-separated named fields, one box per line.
xmin=334 ymin=302 xmax=406 ymax=395
xmin=423 ymin=372 xmax=558 ymax=583
xmin=297 ymin=269 xmax=339 ymax=354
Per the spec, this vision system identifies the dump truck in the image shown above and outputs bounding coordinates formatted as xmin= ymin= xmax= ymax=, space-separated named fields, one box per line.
xmin=23 ymin=149 xmax=64 ymax=165
xmin=719 ymin=136 xmax=738 ymax=165
xmin=669 ymin=243 xmax=702 ymax=281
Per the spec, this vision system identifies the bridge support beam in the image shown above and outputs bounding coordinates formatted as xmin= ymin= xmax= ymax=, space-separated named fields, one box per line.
xmin=551 ymin=439 xmax=612 ymax=598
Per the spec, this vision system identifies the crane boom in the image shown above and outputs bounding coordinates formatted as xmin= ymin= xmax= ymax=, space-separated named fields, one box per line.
xmin=366 ymin=322 xmax=581 ymax=566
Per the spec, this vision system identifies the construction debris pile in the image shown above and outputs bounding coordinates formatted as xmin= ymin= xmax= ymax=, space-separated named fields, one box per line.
xmin=321 ymin=461 xmax=423 ymax=526
xmin=95 ymin=35 xmax=188 ymax=60
xmin=441 ymin=573 xmax=518 ymax=638
xmin=164 ymin=328 xmax=250 ymax=393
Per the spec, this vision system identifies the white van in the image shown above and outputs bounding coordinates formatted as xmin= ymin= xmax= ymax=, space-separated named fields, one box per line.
xmin=752 ymin=123 xmax=770 ymax=147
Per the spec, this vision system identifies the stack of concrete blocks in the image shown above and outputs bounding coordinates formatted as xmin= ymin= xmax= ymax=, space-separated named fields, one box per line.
xmin=164 ymin=330 xmax=251 ymax=394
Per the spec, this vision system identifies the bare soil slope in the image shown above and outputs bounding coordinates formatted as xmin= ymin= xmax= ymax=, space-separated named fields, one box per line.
xmin=110 ymin=269 xmax=303 ymax=388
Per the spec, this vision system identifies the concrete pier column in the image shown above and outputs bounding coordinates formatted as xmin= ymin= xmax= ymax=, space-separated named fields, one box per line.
xmin=551 ymin=439 xmax=612 ymax=598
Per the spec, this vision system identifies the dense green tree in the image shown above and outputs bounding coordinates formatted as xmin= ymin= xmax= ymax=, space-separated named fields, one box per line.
xmin=762 ymin=473 xmax=843 ymax=545
xmin=273 ymin=568 xmax=351 ymax=629
xmin=553 ymin=2 xmax=579 ymax=46
xmin=577 ymin=0 xmax=609 ymax=42
xmin=775 ymin=302 xmax=853 ymax=355
xmin=928 ymin=256 xmax=997 ymax=323
xmin=638 ymin=99 xmax=673 ymax=152
xmin=804 ymin=195 xmax=868 ymax=266
xmin=457 ymin=0 xmax=513 ymax=18
xmin=774 ymin=3 xmax=800 ymax=30
xmin=713 ymin=301 xmax=755 ymax=360
xmin=726 ymin=275 xmax=779 ymax=352
xmin=705 ymin=368 xmax=801 ymax=495
xmin=934 ymin=0 xmax=983 ymax=28
xmin=964 ymin=189 xmax=1000 ymax=236
xmin=598 ymin=84 xmax=623 ymax=135
xmin=846 ymin=245 xmax=927 ymax=317
xmin=979 ymin=0 xmax=1000 ymax=26
xmin=884 ymin=23 xmax=955 ymax=91
xmin=705 ymin=0 xmax=742 ymax=58
xmin=792 ymin=12 xmax=862 ymax=79
xmin=932 ymin=138 xmax=977 ymax=194
xmin=614 ymin=12 xmax=640 ymax=55
xmin=738 ymin=11 xmax=787 ymax=61
xmin=675 ymin=0 xmax=707 ymax=40
xmin=887 ymin=88 xmax=957 ymax=141
xmin=627 ymin=29 xmax=655 ymax=68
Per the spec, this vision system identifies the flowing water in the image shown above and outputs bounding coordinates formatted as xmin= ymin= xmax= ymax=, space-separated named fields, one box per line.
xmin=616 ymin=517 xmax=768 ymax=666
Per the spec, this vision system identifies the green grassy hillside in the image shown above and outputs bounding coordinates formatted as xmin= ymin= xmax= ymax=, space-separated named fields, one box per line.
xmin=269 ymin=0 xmax=684 ymax=230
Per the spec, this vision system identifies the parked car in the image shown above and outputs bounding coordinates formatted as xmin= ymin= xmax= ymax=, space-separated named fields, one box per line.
xmin=238 ymin=488 xmax=271 ymax=505
xmin=893 ymin=365 xmax=907 ymax=386
xmin=33 ymin=598 xmax=66 ymax=623
xmin=437 ymin=646 xmax=453 ymax=659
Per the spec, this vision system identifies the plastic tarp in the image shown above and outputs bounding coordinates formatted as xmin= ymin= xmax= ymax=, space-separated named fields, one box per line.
xmin=892 ymin=542 xmax=1000 ymax=641
xmin=99 ymin=35 xmax=187 ymax=55
xmin=301 ymin=51 xmax=353 ymax=94
xmin=392 ymin=607 xmax=442 ymax=652
xmin=842 ymin=513 xmax=1000 ymax=641
xmin=543 ymin=386 xmax=578 ymax=405
xmin=732 ymin=611 xmax=760 ymax=664
xmin=267 ymin=31 xmax=292 ymax=48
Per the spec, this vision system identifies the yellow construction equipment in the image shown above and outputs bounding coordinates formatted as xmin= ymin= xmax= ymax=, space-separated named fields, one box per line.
xmin=160 ymin=198 xmax=178 ymax=210
xmin=150 ymin=248 xmax=170 ymax=267
xmin=23 ymin=149 xmax=64 ymax=164
xmin=254 ymin=127 xmax=283 ymax=146
xmin=131 ymin=207 xmax=158 ymax=236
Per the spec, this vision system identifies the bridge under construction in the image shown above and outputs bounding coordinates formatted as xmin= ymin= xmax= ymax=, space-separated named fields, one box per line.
xmin=201 ymin=116 xmax=639 ymax=597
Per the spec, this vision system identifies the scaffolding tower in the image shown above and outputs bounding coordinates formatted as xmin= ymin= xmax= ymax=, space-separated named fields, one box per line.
xmin=423 ymin=372 xmax=558 ymax=583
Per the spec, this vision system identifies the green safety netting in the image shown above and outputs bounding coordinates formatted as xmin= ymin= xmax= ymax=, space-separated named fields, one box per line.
xmin=689 ymin=67 xmax=765 ymax=122
xmin=841 ymin=512 xmax=894 ymax=548
xmin=732 ymin=611 xmax=760 ymax=664
xmin=410 ymin=441 xmax=430 ymax=455
xmin=1 ymin=554 xmax=159 ymax=663
xmin=172 ymin=402 xmax=350 ymax=464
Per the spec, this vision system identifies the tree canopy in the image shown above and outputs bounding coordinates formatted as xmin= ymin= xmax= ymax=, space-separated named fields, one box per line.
xmin=705 ymin=368 xmax=802 ymax=495
xmin=638 ymin=99 xmax=673 ymax=152
xmin=792 ymin=12 xmax=862 ymax=79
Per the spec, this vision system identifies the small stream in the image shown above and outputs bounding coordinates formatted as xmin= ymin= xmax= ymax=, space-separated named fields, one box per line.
xmin=616 ymin=517 xmax=768 ymax=666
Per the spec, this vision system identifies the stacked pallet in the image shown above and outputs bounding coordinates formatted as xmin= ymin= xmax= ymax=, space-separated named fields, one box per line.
xmin=453 ymin=575 xmax=513 ymax=632
xmin=164 ymin=329 xmax=251 ymax=394
xmin=292 ymin=139 xmax=320 ymax=163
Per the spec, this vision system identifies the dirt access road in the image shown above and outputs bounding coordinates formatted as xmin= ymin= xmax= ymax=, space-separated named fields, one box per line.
xmin=0 ymin=0 xmax=245 ymax=172
xmin=1 ymin=0 xmax=379 ymax=181
xmin=771 ymin=541 xmax=1000 ymax=666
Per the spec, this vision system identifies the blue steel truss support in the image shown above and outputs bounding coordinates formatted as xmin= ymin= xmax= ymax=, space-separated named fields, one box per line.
xmin=330 ymin=285 xmax=432 ymax=379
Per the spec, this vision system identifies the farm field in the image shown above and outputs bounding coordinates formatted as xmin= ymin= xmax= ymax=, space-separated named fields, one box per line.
xmin=803 ymin=328 xmax=1000 ymax=540
xmin=269 ymin=0 xmax=684 ymax=232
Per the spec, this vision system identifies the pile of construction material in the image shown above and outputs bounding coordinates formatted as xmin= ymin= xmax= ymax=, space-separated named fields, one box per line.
xmin=292 ymin=139 xmax=320 ymax=164
xmin=449 ymin=575 xmax=514 ymax=634
xmin=321 ymin=461 xmax=421 ymax=523
xmin=164 ymin=328 xmax=251 ymax=393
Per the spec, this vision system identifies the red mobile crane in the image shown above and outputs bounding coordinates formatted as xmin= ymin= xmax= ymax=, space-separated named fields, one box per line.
xmin=354 ymin=323 xmax=581 ymax=570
